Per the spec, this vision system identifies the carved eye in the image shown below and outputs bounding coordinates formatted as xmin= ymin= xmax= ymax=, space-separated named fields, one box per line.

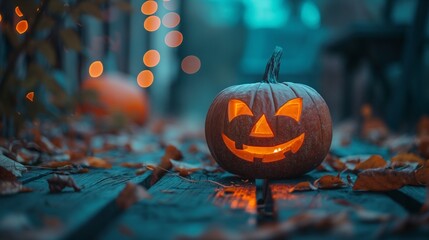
xmin=275 ymin=98 xmax=303 ymax=122
xmin=228 ymin=99 xmax=253 ymax=122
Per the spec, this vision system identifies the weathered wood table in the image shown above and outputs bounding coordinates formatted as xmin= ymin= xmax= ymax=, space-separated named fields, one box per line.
xmin=0 ymin=135 xmax=427 ymax=240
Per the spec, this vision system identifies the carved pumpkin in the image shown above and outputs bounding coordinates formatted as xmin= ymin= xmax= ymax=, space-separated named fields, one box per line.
xmin=81 ymin=73 xmax=149 ymax=125
xmin=205 ymin=47 xmax=332 ymax=179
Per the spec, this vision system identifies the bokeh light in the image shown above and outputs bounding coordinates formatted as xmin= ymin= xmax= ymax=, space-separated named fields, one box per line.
xmin=164 ymin=30 xmax=183 ymax=47
xmin=15 ymin=6 xmax=23 ymax=17
xmin=16 ymin=20 xmax=28 ymax=34
xmin=162 ymin=12 xmax=180 ymax=28
xmin=181 ymin=55 xmax=201 ymax=74
xmin=0 ymin=14 xmax=2 ymax=22
xmin=26 ymin=92 xmax=34 ymax=102
xmin=137 ymin=70 xmax=154 ymax=88
xmin=89 ymin=61 xmax=104 ymax=78
xmin=143 ymin=50 xmax=160 ymax=67
xmin=144 ymin=16 xmax=161 ymax=32
xmin=141 ymin=0 xmax=158 ymax=15
xmin=163 ymin=0 xmax=178 ymax=11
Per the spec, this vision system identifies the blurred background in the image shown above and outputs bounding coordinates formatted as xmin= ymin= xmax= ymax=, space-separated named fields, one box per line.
xmin=1 ymin=0 xmax=429 ymax=136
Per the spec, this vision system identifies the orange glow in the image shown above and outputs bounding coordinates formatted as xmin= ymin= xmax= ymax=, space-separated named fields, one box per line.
xmin=181 ymin=55 xmax=201 ymax=74
xmin=137 ymin=70 xmax=154 ymax=88
xmin=143 ymin=50 xmax=160 ymax=67
xmin=222 ymin=133 xmax=305 ymax=162
xmin=163 ymin=0 xmax=178 ymax=11
xmin=228 ymin=99 xmax=253 ymax=122
xmin=89 ymin=61 xmax=104 ymax=78
xmin=275 ymin=98 xmax=303 ymax=122
xmin=15 ymin=6 xmax=23 ymax=17
xmin=162 ymin=12 xmax=180 ymax=28
xmin=26 ymin=92 xmax=34 ymax=102
xmin=0 ymin=14 xmax=2 ymax=22
xmin=214 ymin=186 xmax=256 ymax=214
xmin=141 ymin=0 xmax=158 ymax=15
xmin=164 ymin=30 xmax=183 ymax=47
xmin=16 ymin=20 xmax=28 ymax=34
xmin=250 ymin=115 xmax=274 ymax=138
xmin=144 ymin=16 xmax=161 ymax=32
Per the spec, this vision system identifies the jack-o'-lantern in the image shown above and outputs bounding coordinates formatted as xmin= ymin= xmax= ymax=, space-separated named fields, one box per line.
xmin=81 ymin=73 xmax=149 ymax=125
xmin=205 ymin=47 xmax=332 ymax=179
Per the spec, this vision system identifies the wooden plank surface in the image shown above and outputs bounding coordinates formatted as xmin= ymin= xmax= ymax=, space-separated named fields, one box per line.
xmin=271 ymin=170 xmax=408 ymax=238
xmin=99 ymin=173 xmax=256 ymax=240
xmin=0 ymin=168 xmax=152 ymax=240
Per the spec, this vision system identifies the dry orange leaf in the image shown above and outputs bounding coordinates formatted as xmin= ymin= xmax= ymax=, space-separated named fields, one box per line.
xmin=288 ymin=181 xmax=317 ymax=193
xmin=318 ymin=154 xmax=347 ymax=172
xmin=116 ymin=182 xmax=151 ymax=210
xmin=121 ymin=162 xmax=144 ymax=168
xmin=353 ymin=168 xmax=415 ymax=191
xmin=86 ymin=156 xmax=112 ymax=169
xmin=42 ymin=161 xmax=74 ymax=168
xmin=391 ymin=153 xmax=425 ymax=167
xmin=47 ymin=174 xmax=81 ymax=193
xmin=165 ymin=145 xmax=183 ymax=160
xmin=313 ymin=175 xmax=346 ymax=189
xmin=354 ymin=155 xmax=387 ymax=171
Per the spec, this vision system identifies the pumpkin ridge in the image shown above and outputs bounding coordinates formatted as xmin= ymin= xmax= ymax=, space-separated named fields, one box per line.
xmin=299 ymin=83 xmax=325 ymax=160
xmin=249 ymin=82 xmax=262 ymax=110
xmin=299 ymin=84 xmax=332 ymax=154
xmin=267 ymin=82 xmax=279 ymax=133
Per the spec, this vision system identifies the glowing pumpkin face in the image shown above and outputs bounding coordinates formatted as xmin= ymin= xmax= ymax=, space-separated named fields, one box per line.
xmin=205 ymin=47 xmax=332 ymax=179
xmin=222 ymin=98 xmax=305 ymax=163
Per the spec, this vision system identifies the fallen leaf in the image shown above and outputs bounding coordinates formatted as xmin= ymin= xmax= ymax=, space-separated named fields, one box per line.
xmin=0 ymin=154 xmax=27 ymax=177
xmin=0 ymin=166 xmax=17 ymax=182
xmin=116 ymin=182 xmax=151 ymax=210
xmin=120 ymin=162 xmax=144 ymax=168
xmin=353 ymin=168 xmax=415 ymax=191
xmin=318 ymin=154 xmax=347 ymax=172
xmin=42 ymin=160 xmax=74 ymax=168
xmin=354 ymin=155 xmax=387 ymax=171
xmin=150 ymin=145 xmax=182 ymax=184
xmin=47 ymin=174 xmax=81 ymax=193
xmin=86 ymin=156 xmax=112 ymax=169
xmin=165 ymin=145 xmax=183 ymax=160
xmin=135 ymin=168 xmax=147 ymax=176
xmin=391 ymin=153 xmax=425 ymax=168
xmin=313 ymin=175 xmax=346 ymax=189
xmin=170 ymin=159 xmax=202 ymax=173
xmin=288 ymin=181 xmax=317 ymax=193
xmin=0 ymin=181 xmax=32 ymax=195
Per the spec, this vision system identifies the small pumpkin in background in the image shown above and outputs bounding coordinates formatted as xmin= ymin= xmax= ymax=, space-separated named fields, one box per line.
xmin=80 ymin=73 xmax=149 ymax=125
xmin=205 ymin=47 xmax=332 ymax=179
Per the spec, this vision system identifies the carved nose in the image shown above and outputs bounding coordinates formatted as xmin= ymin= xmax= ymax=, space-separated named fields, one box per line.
xmin=250 ymin=114 xmax=274 ymax=138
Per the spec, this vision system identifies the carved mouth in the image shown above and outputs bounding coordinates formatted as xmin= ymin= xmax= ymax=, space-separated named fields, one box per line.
xmin=221 ymin=133 xmax=305 ymax=163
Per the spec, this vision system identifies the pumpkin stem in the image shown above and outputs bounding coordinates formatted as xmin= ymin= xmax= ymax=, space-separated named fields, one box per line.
xmin=263 ymin=46 xmax=283 ymax=83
